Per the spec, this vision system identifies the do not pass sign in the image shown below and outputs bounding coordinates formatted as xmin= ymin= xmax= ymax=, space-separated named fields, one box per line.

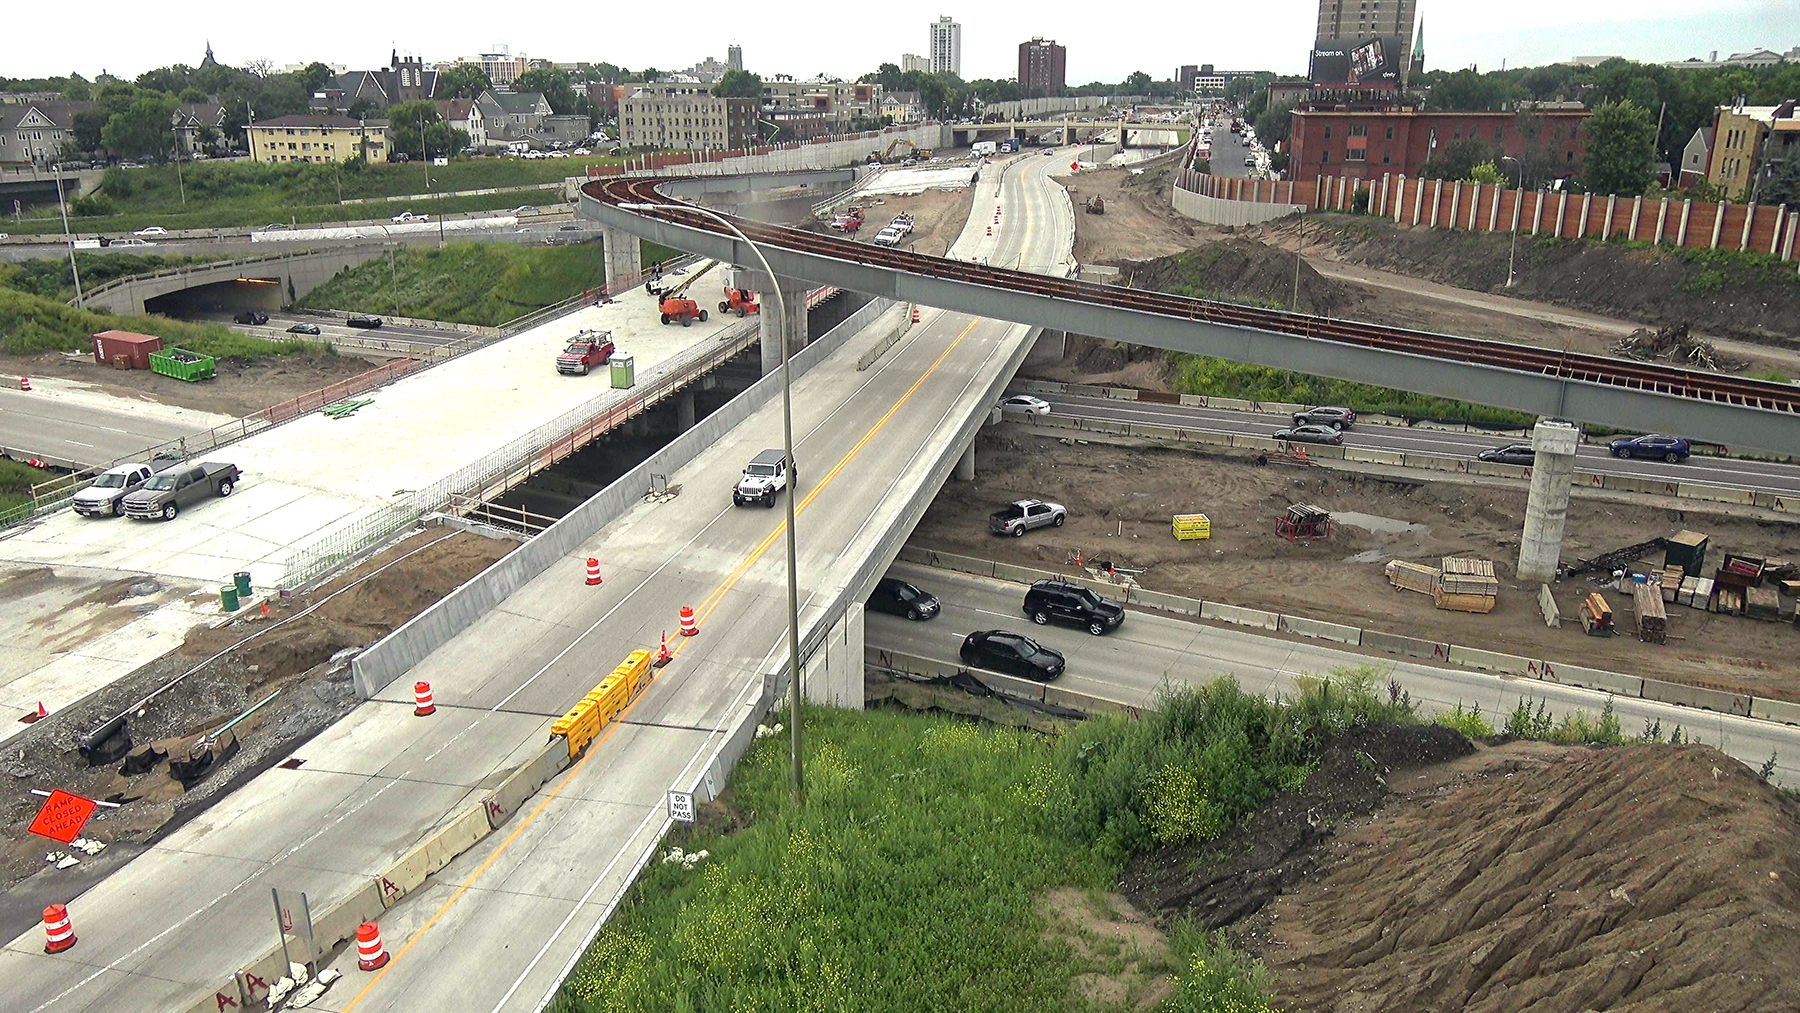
xmin=28 ymin=789 xmax=98 ymax=844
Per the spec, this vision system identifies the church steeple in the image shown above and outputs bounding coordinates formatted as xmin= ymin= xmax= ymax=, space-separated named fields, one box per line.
xmin=1409 ymin=17 xmax=1426 ymax=82
xmin=202 ymin=39 xmax=217 ymax=66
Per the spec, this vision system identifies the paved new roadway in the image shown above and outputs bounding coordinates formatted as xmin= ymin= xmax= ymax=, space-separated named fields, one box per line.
xmin=1029 ymin=390 xmax=1800 ymax=497
xmin=0 ymin=150 xmax=1074 ymax=1013
xmin=0 ymin=381 xmax=233 ymax=469
xmin=866 ymin=562 xmax=1800 ymax=783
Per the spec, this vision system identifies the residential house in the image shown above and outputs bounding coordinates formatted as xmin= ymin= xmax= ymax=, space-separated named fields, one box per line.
xmin=172 ymin=103 xmax=228 ymax=157
xmin=434 ymin=99 xmax=487 ymax=150
xmin=536 ymin=114 xmax=591 ymax=147
xmin=879 ymin=91 xmax=923 ymax=124
xmin=0 ymin=102 xmax=90 ymax=165
xmin=247 ymin=114 xmax=387 ymax=164
xmin=310 ymin=51 xmax=437 ymax=115
xmin=1680 ymin=126 xmax=1712 ymax=188
xmin=620 ymin=83 xmax=758 ymax=150
xmin=1707 ymin=100 xmax=1800 ymax=200
xmin=476 ymin=90 xmax=553 ymax=140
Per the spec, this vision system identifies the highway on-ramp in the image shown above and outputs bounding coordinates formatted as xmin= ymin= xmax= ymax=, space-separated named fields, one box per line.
xmin=0 ymin=382 xmax=232 ymax=469
xmin=865 ymin=562 xmax=1800 ymax=784
xmin=0 ymin=152 xmax=1073 ymax=1013
xmin=1028 ymin=390 xmax=1800 ymax=497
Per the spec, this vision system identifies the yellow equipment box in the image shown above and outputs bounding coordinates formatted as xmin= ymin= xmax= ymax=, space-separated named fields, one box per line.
xmin=1173 ymin=513 xmax=1212 ymax=540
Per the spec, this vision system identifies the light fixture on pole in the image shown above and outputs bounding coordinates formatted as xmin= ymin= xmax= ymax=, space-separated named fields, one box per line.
xmin=622 ymin=200 xmax=805 ymax=807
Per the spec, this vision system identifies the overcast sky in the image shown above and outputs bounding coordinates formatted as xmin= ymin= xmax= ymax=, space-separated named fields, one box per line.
xmin=6 ymin=0 xmax=1791 ymax=84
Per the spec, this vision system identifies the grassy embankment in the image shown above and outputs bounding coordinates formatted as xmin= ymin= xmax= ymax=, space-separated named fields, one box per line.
xmin=0 ymin=254 xmax=322 ymax=360
xmin=5 ymin=154 xmax=636 ymax=235
xmin=0 ymin=459 xmax=56 ymax=521
xmin=295 ymin=239 xmax=683 ymax=327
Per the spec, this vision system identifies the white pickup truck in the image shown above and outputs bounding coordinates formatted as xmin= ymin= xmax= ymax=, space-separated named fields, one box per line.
xmin=71 ymin=462 xmax=154 ymax=517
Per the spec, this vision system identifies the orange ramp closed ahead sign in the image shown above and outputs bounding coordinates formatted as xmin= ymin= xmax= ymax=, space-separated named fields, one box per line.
xmin=28 ymin=789 xmax=98 ymax=844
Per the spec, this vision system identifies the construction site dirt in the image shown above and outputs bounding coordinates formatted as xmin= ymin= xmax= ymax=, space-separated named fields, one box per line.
xmin=5 ymin=348 xmax=383 ymax=419
xmin=0 ymin=528 xmax=515 ymax=938
xmin=910 ymin=428 xmax=1800 ymax=698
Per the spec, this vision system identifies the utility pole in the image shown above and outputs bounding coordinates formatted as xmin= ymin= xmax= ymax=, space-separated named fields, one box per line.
xmin=388 ymin=245 xmax=399 ymax=317
xmin=54 ymin=168 xmax=85 ymax=309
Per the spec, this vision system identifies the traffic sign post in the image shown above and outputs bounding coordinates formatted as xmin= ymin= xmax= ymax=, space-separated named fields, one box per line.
xmin=667 ymin=790 xmax=695 ymax=824
xmin=271 ymin=888 xmax=316 ymax=977
xmin=27 ymin=789 xmax=98 ymax=844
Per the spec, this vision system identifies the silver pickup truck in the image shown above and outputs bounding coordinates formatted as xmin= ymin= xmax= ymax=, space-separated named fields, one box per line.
xmin=71 ymin=462 xmax=155 ymax=517
xmin=989 ymin=498 xmax=1066 ymax=537
xmin=123 ymin=461 xmax=241 ymax=520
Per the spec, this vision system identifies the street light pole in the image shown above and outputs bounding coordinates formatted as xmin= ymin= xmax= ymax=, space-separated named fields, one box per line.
xmin=623 ymin=200 xmax=804 ymax=807
xmin=53 ymin=167 xmax=85 ymax=309
xmin=1500 ymin=156 xmax=1522 ymax=288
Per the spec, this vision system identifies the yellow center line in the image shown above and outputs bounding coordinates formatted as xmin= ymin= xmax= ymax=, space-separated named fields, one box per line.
xmin=341 ymin=311 xmax=984 ymax=1011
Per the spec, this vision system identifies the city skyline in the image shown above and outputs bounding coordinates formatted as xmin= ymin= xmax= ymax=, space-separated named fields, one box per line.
xmin=5 ymin=1 xmax=1792 ymax=85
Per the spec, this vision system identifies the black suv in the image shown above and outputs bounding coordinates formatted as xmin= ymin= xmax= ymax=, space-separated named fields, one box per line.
xmin=1291 ymin=405 xmax=1356 ymax=429
xmin=867 ymin=577 xmax=939 ymax=620
xmin=960 ymin=630 xmax=1065 ymax=681
xmin=1023 ymin=579 xmax=1124 ymax=636
xmin=346 ymin=315 xmax=384 ymax=329
xmin=233 ymin=310 xmax=269 ymax=325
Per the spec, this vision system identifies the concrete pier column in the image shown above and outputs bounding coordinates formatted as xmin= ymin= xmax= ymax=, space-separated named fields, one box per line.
xmin=676 ymin=389 xmax=697 ymax=431
xmin=759 ymin=275 xmax=810 ymax=376
xmin=602 ymin=227 xmax=642 ymax=293
xmin=799 ymin=602 xmax=865 ymax=708
xmin=956 ymin=441 xmax=976 ymax=481
xmin=1516 ymin=420 xmax=1581 ymax=584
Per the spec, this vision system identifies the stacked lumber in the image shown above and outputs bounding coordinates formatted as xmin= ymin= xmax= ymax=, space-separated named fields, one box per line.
xmin=1436 ymin=557 xmax=1499 ymax=613
xmin=1632 ymin=582 xmax=1667 ymax=644
xmin=1746 ymin=585 xmax=1783 ymax=622
xmin=1385 ymin=560 xmax=1441 ymax=595
xmin=1580 ymin=593 xmax=1614 ymax=635
xmin=1659 ymin=567 xmax=1685 ymax=603
xmin=1718 ymin=586 xmax=1745 ymax=615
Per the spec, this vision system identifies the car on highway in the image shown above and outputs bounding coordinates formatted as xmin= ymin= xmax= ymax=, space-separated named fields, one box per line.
xmin=286 ymin=322 xmax=322 ymax=335
xmin=391 ymin=212 xmax=429 ymax=223
xmin=989 ymin=498 xmax=1066 ymax=537
xmin=867 ymin=577 xmax=940 ymax=620
xmin=734 ymin=448 xmax=796 ymax=507
xmin=1608 ymin=434 xmax=1691 ymax=462
xmin=1477 ymin=443 xmax=1536 ymax=466
xmin=0 ymin=233 xmax=9 ymax=240
xmin=509 ymin=206 xmax=536 ymax=214
xmin=111 ymin=238 xmax=156 ymax=247
xmin=1024 ymin=579 xmax=1124 ymax=636
xmin=1273 ymin=424 xmax=1345 ymax=446
xmin=1244 ymin=155 xmax=1256 ymax=166
xmin=1291 ymin=405 xmax=1356 ymax=430
xmin=1042 ymin=147 xmax=1055 ymax=155
xmin=260 ymin=223 xmax=287 ymax=231
xmin=233 ymin=310 xmax=269 ymax=325
xmin=71 ymin=463 xmax=155 ymax=518
xmin=133 ymin=226 xmax=168 ymax=236
xmin=558 ymin=224 xmax=581 ymax=231
xmin=345 ymin=314 xmax=384 ymax=329
xmin=998 ymin=394 xmax=1052 ymax=415
xmin=959 ymin=630 xmax=1065 ymax=681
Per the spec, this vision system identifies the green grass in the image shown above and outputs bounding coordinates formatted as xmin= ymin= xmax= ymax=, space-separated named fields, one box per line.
xmin=0 ymin=459 xmax=54 ymax=521
xmin=0 ymin=252 xmax=234 ymax=302
xmin=551 ymin=671 xmax=1428 ymax=1013
xmin=295 ymin=239 xmax=679 ymax=327
xmin=5 ymin=187 xmax=580 ymax=236
xmin=1172 ymin=353 xmax=1538 ymax=428
xmin=0 ymin=287 xmax=325 ymax=360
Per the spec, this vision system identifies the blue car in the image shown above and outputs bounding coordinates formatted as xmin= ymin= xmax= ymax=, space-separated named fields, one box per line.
xmin=1608 ymin=434 xmax=1690 ymax=462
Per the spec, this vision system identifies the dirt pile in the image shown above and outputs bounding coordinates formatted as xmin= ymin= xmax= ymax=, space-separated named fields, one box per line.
xmin=1055 ymin=160 xmax=1201 ymax=265
xmin=1251 ymin=216 xmax=1800 ymax=348
xmin=1115 ymin=239 xmax=1361 ymax=317
xmin=1249 ymin=744 xmax=1800 ymax=1013
xmin=0 ymin=529 xmax=515 ymax=906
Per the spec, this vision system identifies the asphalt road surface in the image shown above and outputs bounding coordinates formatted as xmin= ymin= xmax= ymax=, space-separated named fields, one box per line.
xmin=0 ymin=217 xmax=583 ymax=262
xmin=0 ymin=152 xmax=1073 ymax=1013
xmin=0 ymin=386 xmax=219 ymax=469
xmin=198 ymin=311 xmax=471 ymax=349
xmin=1202 ymin=117 xmax=1257 ymax=178
xmin=867 ymin=562 xmax=1800 ymax=784
xmin=1030 ymin=390 xmax=1800 ymax=497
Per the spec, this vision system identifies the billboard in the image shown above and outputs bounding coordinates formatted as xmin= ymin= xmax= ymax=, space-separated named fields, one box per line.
xmin=1310 ymin=37 xmax=1403 ymax=87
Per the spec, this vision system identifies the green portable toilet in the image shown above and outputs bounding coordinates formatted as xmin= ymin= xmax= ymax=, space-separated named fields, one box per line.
xmin=610 ymin=352 xmax=636 ymax=389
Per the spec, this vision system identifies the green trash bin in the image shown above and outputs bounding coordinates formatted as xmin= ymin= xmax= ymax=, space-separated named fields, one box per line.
xmin=220 ymin=585 xmax=240 ymax=612
xmin=234 ymin=571 xmax=252 ymax=598
xmin=610 ymin=353 xmax=636 ymax=389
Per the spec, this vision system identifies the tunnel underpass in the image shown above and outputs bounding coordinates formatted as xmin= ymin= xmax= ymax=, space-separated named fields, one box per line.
xmin=142 ymin=276 xmax=286 ymax=319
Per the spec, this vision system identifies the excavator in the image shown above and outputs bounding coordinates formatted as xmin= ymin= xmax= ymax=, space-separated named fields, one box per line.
xmin=650 ymin=261 xmax=718 ymax=326
xmin=867 ymin=138 xmax=933 ymax=164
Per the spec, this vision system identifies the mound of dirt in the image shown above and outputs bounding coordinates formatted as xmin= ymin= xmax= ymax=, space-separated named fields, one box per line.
xmin=1114 ymin=239 xmax=1361 ymax=317
xmin=1252 ymin=744 xmax=1800 ymax=1013
xmin=1119 ymin=723 xmax=1474 ymax=930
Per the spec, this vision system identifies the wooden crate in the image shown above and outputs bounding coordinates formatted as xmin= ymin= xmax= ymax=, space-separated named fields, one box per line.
xmin=1632 ymin=582 xmax=1667 ymax=644
xmin=1434 ymin=587 xmax=1497 ymax=614
xmin=1385 ymin=560 xmax=1441 ymax=595
xmin=1440 ymin=557 xmax=1501 ymax=597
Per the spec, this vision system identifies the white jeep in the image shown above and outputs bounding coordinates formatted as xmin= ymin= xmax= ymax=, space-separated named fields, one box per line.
xmin=733 ymin=449 xmax=796 ymax=507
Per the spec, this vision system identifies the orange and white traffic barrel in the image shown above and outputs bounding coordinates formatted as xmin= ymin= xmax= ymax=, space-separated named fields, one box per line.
xmin=414 ymin=681 xmax=436 ymax=717
xmin=42 ymin=905 xmax=76 ymax=954
xmin=678 ymin=606 xmax=699 ymax=637
xmin=355 ymin=921 xmax=390 ymax=970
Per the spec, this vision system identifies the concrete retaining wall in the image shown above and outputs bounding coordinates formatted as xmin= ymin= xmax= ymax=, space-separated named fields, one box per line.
xmin=353 ymin=296 xmax=897 ymax=696
xmin=1446 ymin=646 xmax=1534 ymax=676
xmin=481 ymin=739 xmax=571 ymax=829
xmin=1279 ymin=614 xmax=1362 ymax=645
xmin=1534 ymin=660 xmax=1643 ymax=698
xmin=1201 ymin=601 xmax=1279 ymax=631
xmin=854 ymin=303 xmax=914 ymax=370
xmin=1171 ymin=186 xmax=1304 ymax=227
xmin=1751 ymin=696 xmax=1800 ymax=725
xmin=1361 ymin=630 xmax=1451 ymax=661
xmin=1641 ymin=678 xmax=1753 ymax=716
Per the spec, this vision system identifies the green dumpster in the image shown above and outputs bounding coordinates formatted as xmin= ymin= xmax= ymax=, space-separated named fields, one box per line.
xmin=220 ymin=585 xmax=240 ymax=612
xmin=610 ymin=353 xmax=636 ymax=389
xmin=150 ymin=348 xmax=217 ymax=382
xmin=234 ymin=571 xmax=252 ymax=598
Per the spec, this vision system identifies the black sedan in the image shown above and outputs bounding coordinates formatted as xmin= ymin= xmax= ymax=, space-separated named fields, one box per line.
xmin=867 ymin=577 xmax=939 ymax=621
xmin=1608 ymin=434 xmax=1691 ymax=462
xmin=345 ymin=315 xmax=384 ymax=329
xmin=286 ymin=322 xmax=322 ymax=335
xmin=1273 ymin=424 xmax=1344 ymax=446
xmin=959 ymin=630 xmax=1065 ymax=681
xmin=1477 ymin=443 xmax=1535 ymax=466
xmin=233 ymin=310 xmax=269 ymax=325
xmin=1291 ymin=405 xmax=1356 ymax=429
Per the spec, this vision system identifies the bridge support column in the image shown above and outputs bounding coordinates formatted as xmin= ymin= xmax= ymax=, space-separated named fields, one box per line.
xmin=1516 ymin=420 xmax=1581 ymax=584
xmin=759 ymin=276 xmax=810 ymax=376
xmin=602 ymin=227 xmax=642 ymax=292
xmin=676 ymin=389 xmax=697 ymax=431
xmin=955 ymin=441 xmax=976 ymax=481
xmin=799 ymin=602 xmax=865 ymax=709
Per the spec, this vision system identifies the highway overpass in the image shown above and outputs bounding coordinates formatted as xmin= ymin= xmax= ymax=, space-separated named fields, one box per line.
xmin=951 ymin=120 xmax=1192 ymax=148
xmin=74 ymin=246 xmax=394 ymax=315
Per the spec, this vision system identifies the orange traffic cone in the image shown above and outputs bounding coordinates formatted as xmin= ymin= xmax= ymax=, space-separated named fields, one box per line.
xmin=355 ymin=921 xmax=390 ymax=970
xmin=655 ymin=632 xmax=672 ymax=668
xmin=42 ymin=905 xmax=75 ymax=954
xmin=678 ymin=606 xmax=698 ymax=637
xmin=260 ymin=601 xmax=271 ymax=616
xmin=35 ymin=702 xmax=47 ymax=719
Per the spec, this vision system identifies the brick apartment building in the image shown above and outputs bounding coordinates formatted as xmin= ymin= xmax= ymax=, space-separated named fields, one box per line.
xmin=1018 ymin=38 xmax=1066 ymax=98
xmin=1287 ymin=106 xmax=1589 ymax=184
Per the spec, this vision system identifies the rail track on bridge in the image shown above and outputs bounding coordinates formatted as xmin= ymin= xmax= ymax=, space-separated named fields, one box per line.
xmin=589 ymin=175 xmax=1800 ymax=418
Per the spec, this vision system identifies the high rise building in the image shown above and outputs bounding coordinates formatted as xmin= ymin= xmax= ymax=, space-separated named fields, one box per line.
xmin=901 ymin=53 xmax=930 ymax=74
xmin=728 ymin=45 xmax=743 ymax=72
xmin=1314 ymin=0 xmax=1417 ymax=81
xmin=1018 ymin=38 xmax=1066 ymax=98
xmin=930 ymin=16 xmax=962 ymax=77
xmin=1177 ymin=65 xmax=1199 ymax=94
